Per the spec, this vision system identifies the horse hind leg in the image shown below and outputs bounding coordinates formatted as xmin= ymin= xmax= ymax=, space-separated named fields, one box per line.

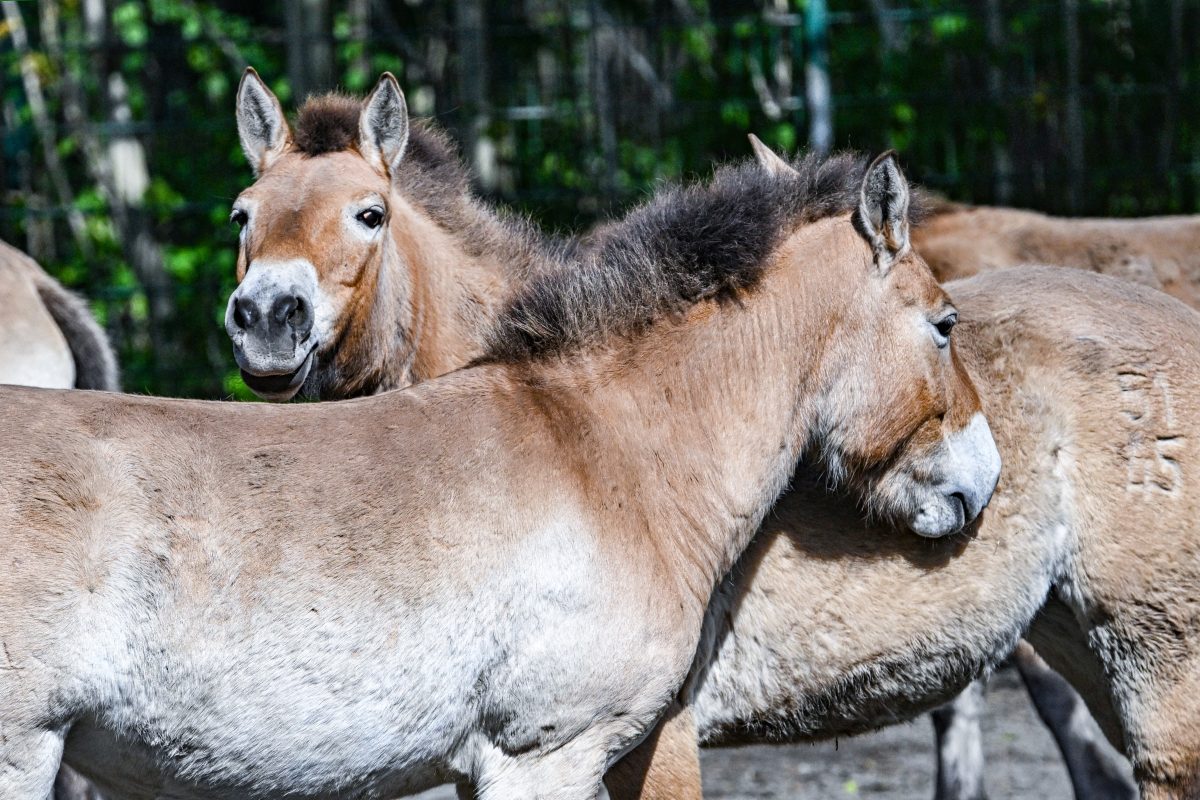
xmin=54 ymin=765 xmax=107 ymax=800
xmin=1012 ymin=641 xmax=1137 ymax=800
xmin=930 ymin=679 xmax=987 ymax=800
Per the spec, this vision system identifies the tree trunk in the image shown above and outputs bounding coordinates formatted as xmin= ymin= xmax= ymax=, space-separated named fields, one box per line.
xmin=286 ymin=0 xmax=333 ymax=102
xmin=65 ymin=0 xmax=179 ymax=380
xmin=1062 ymin=0 xmax=1085 ymax=213
xmin=984 ymin=0 xmax=1012 ymax=204
xmin=455 ymin=0 xmax=495 ymax=191
xmin=804 ymin=0 xmax=833 ymax=155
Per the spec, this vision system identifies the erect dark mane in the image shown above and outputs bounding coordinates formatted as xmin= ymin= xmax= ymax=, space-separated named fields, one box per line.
xmin=483 ymin=151 xmax=903 ymax=363
xmin=292 ymin=92 xmax=568 ymax=283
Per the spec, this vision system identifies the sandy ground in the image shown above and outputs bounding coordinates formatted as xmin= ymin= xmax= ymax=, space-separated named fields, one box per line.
xmin=414 ymin=669 xmax=1090 ymax=799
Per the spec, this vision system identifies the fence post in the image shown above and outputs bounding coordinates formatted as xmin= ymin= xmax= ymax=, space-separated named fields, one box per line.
xmin=804 ymin=0 xmax=832 ymax=155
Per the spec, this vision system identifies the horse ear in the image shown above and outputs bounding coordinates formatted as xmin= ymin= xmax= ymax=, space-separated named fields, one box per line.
xmin=236 ymin=67 xmax=290 ymax=177
xmin=856 ymin=151 xmax=911 ymax=272
xmin=359 ymin=73 xmax=409 ymax=177
xmin=748 ymin=133 xmax=797 ymax=177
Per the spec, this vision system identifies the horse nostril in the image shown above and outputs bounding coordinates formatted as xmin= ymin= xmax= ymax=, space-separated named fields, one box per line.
xmin=271 ymin=294 xmax=313 ymax=339
xmin=949 ymin=491 xmax=970 ymax=518
xmin=271 ymin=294 xmax=298 ymax=327
xmin=233 ymin=296 xmax=260 ymax=330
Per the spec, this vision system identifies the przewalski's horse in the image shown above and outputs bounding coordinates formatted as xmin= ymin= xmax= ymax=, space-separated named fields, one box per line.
xmin=0 ymin=239 xmax=119 ymax=391
xmin=0 ymin=151 xmax=999 ymax=798
xmin=601 ymin=265 xmax=1200 ymax=800
xmin=226 ymin=68 xmax=566 ymax=401
xmin=748 ymin=134 xmax=1136 ymax=800
xmin=913 ymin=201 xmax=1200 ymax=307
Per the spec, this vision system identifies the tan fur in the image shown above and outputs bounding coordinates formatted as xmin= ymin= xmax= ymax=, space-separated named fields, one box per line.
xmin=607 ymin=267 xmax=1200 ymax=800
xmin=0 ymin=239 xmax=119 ymax=391
xmin=0 ymin=189 xmax=986 ymax=798
xmin=229 ymin=73 xmax=563 ymax=401
xmin=0 ymin=240 xmax=74 ymax=388
xmin=914 ymin=204 xmax=1200 ymax=307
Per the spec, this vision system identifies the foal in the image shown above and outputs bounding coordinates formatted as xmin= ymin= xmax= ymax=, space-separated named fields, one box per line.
xmin=226 ymin=69 xmax=566 ymax=400
xmin=0 ymin=150 xmax=996 ymax=797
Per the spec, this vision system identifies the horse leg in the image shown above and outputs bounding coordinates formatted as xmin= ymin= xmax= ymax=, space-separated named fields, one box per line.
xmin=54 ymin=765 xmax=107 ymax=800
xmin=603 ymin=702 xmax=702 ymax=800
xmin=929 ymin=679 xmax=987 ymax=800
xmin=1011 ymin=641 xmax=1136 ymax=799
xmin=1027 ymin=595 xmax=1200 ymax=799
xmin=474 ymin=739 xmax=608 ymax=800
xmin=0 ymin=724 xmax=65 ymax=800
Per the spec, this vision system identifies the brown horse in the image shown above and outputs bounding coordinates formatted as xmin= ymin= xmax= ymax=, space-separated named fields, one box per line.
xmin=0 ymin=138 xmax=997 ymax=799
xmin=0 ymin=239 xmax=119 ymax=391
xmin=600 ymin=264 xmax=1200 ymax=800
xmin=226 ymin=68 xmax=566 ymax=401
xmin=751 ymin=134 xmax=1134 ymax=800
xmin=913 ymin=200 xmax=1200 ymax=307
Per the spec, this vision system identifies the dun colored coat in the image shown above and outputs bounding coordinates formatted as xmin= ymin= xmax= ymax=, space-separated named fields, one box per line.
xmin=0 ymin=125 xmax=996 ymax=797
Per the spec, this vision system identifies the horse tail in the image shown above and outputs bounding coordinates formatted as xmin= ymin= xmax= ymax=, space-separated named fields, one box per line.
xmin=31 ymin=271 xmax=121 ymax=392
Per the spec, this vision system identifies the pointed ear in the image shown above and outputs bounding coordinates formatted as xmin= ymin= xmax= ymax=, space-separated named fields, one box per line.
xmin=856 ymin=151 xmax=911 ymax=272
xmin=236 ymin=67 xmax=290 ymax=177
xmin=359 ymin=73 xmax=409 ymax=177
xmin=748 ymin=133 xmax=797 ymax=177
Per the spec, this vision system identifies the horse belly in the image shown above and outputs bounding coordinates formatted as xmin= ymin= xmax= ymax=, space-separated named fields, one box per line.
xmin=687 ymin=511 xmax=1056 ymax=747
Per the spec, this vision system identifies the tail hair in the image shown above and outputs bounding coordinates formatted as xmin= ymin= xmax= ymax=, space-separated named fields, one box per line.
xmin=1 ymin=240 xmax=120 ymax=391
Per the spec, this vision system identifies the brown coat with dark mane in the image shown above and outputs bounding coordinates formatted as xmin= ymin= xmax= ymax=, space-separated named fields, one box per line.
xmin=226 ymin=69 xmax=569 ymax=401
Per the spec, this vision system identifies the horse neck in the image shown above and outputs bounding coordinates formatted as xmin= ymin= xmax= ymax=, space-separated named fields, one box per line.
xmin=535 ymin=217 xmax=857 ymax=606
xmin=380 ymin=197 xmax=524 ymax=385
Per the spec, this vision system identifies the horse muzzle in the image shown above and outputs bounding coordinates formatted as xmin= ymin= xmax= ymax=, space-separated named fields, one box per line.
xmin=908 ymin=412 xmax=1002 ymax=538
xmin=226 ymin=274 xmax=319 ymax=401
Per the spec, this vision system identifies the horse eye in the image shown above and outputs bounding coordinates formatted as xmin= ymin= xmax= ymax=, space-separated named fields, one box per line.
xmin=230 ymin=208 xmax=248 ymax=228
xmin=356 ymin=206 xmax=385 ymax=229
xmin=934 ymin=312 xmax=958 ymax=340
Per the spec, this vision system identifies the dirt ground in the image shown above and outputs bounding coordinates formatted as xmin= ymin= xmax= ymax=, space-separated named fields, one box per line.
xmin=415 ymin=668 xmax=1098 ymax=799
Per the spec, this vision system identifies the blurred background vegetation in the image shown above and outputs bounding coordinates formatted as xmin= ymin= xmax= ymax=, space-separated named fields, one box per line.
xmin=1 ymin=0 xmax=1197 ymax=398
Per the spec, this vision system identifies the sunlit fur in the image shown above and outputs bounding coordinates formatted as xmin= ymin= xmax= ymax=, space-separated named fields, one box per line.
xmin=606 ymin=268 xmax=1200 ymax=800
xmin=914 ymin=200 xmax=1200 ymax=308
xmin=0 ymin=238 xmax=118 ymax=391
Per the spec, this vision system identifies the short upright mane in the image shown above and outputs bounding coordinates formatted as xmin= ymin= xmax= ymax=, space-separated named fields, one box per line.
xmin=294 ymin=93 xmax=472 ymax=197
xmin=292 ymin=93 xmax=568 ymax=282
xmin=483 ymin=152 xmax=872 ymax=362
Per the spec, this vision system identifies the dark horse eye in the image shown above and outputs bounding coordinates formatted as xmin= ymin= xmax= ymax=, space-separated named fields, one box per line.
xmin=935 ymin=312 xmax=958 ymax=340
xmin=230 ymin=208 xmax=248 ymax=228
xmin=357 ymin=206 xmax=385 ymax=229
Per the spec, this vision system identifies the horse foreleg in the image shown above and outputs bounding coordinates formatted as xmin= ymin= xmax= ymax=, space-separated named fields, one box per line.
xmin=1012 ymin=641 xmax=1137 ymax=800
xmin=930 ymin=679 xmax=987 ymax=800
xmin=603 ymin=703 xmax=702 ymax=800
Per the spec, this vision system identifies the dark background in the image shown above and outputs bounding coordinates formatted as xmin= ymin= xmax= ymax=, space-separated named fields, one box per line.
xmin=2 ymin=0 xmax=1197 ymax=398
